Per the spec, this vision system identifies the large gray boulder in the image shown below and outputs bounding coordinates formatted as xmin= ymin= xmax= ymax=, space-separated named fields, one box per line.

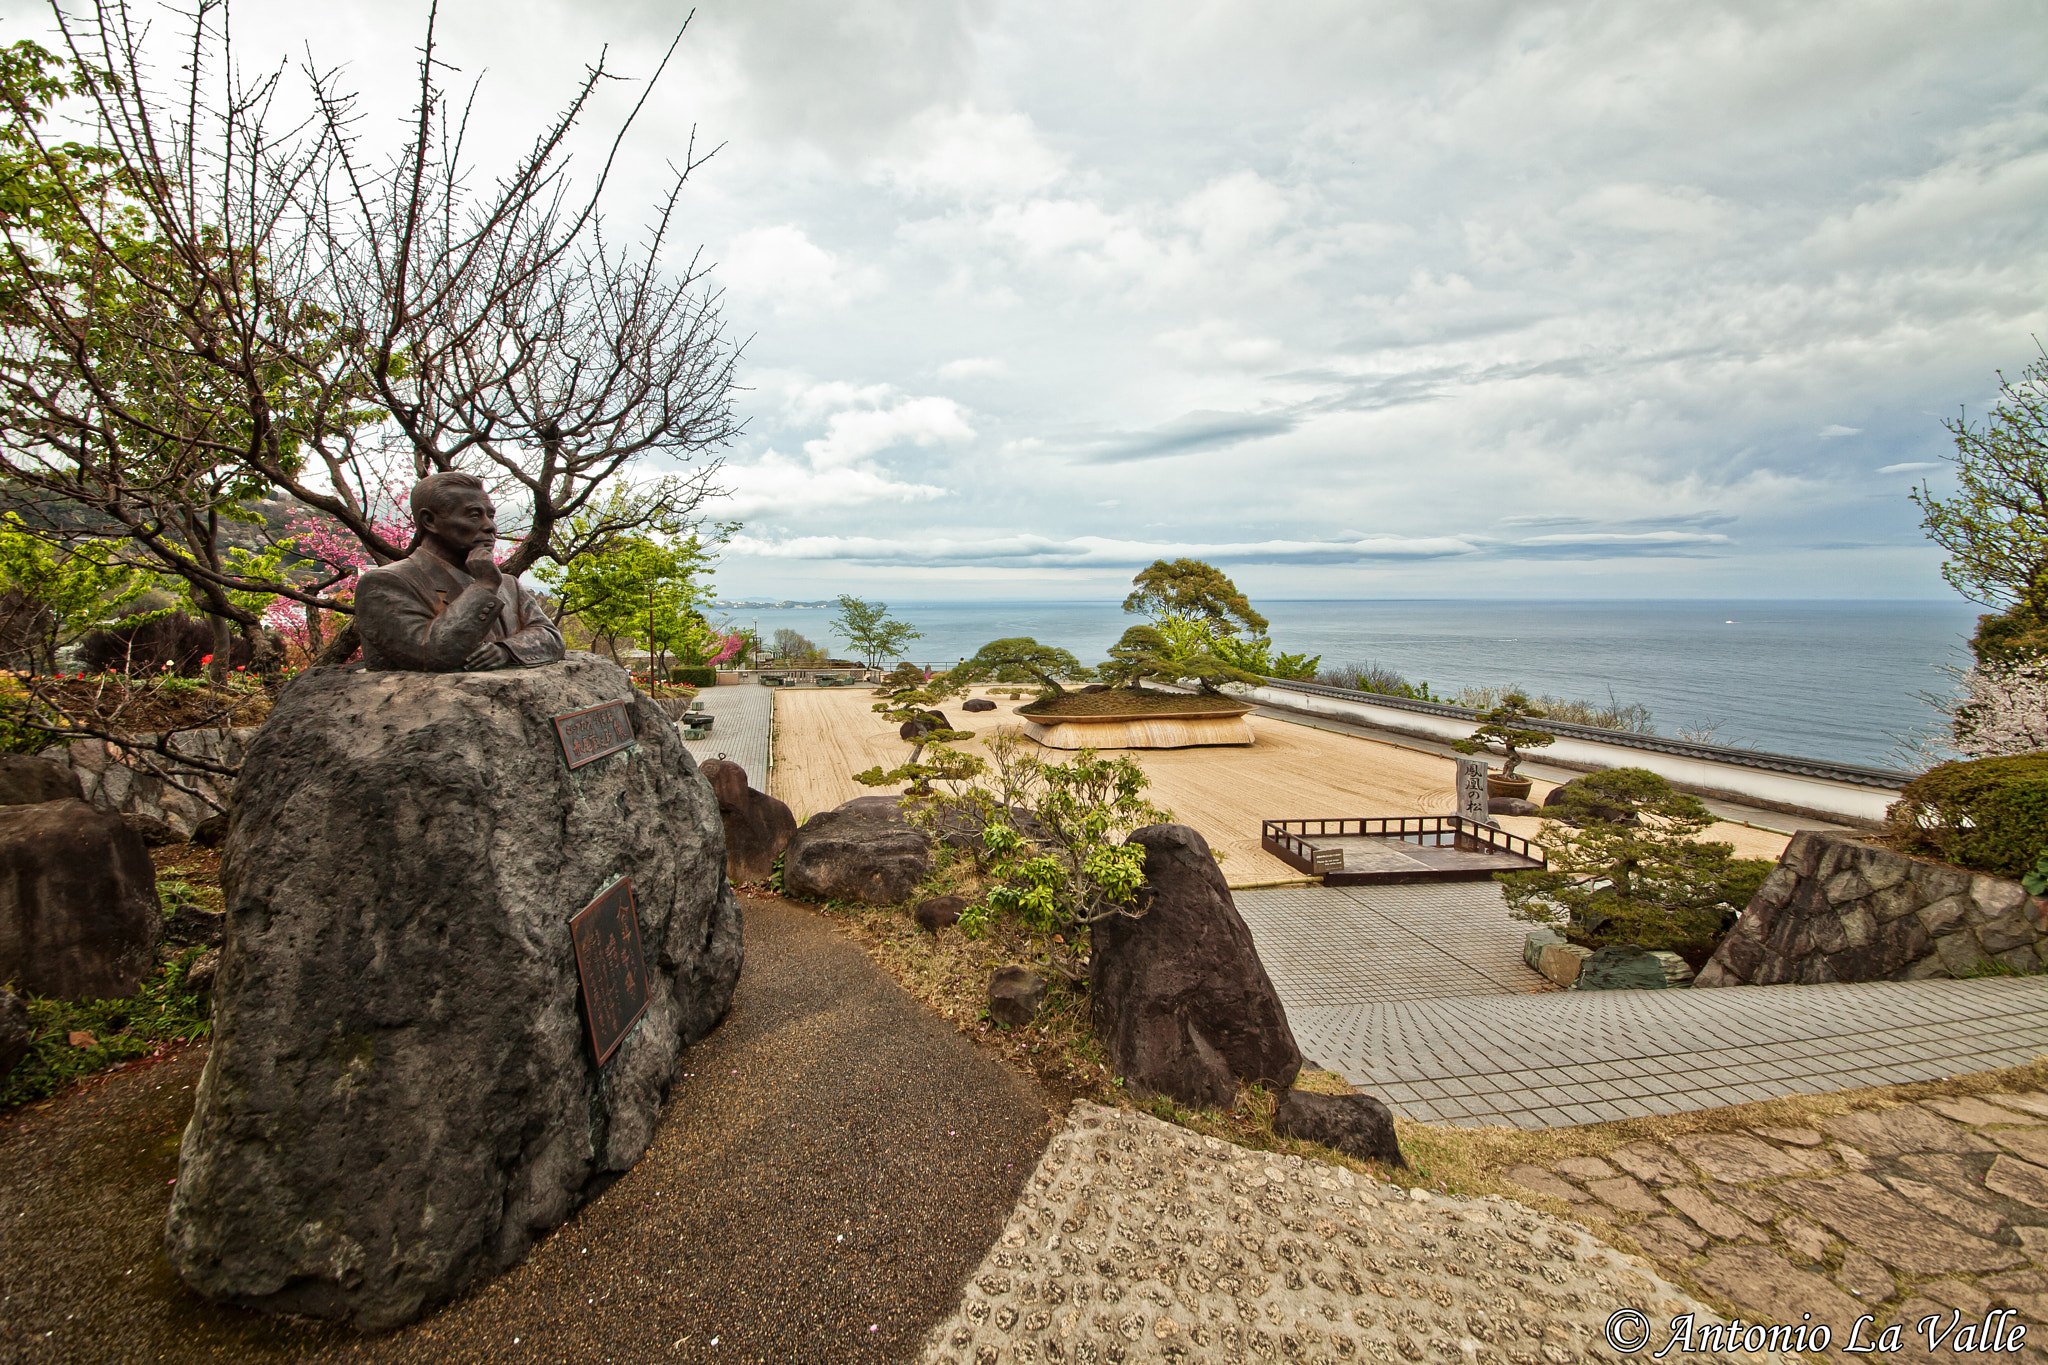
xmin=782 ymin=795 xmax=933 ymax=905
xmin=0 ymin=987 xmax=29 ymax=1083
xmin=698 ymin=758 xmax=796 ymax=885
xmin=0 ymin=753 xmax=82 ymax=806
xmin=40 ymin=728 xmax=251 ymax=841
xmin=0 ymin=798 xmax=160 ymax=1000
xmin=1091 ymin=824 xmax=1302 ymax=1108
xmin=164 ymin=655 xmax=742 ymax=1330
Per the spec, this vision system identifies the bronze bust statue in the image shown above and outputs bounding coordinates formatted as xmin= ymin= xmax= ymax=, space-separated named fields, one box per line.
xmin=355 ymin=472 xmax=567 ymax=671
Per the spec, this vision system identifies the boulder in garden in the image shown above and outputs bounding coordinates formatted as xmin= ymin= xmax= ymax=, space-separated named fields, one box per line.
xmin=1091 ymin=823 xmax=1301 ymax=1108
xmin=0 ymin=987 xmax=29 ymax=1083
xmin=962 ymin=698 xmax=996 ymax=713
xmin=1488 ymin=796 xmax=1540 ymax=816
xmin=1273 ymin=1088 xmax=1405 ymax=1167
xmin=0 ymin=753 xmax=82 ymax=806
xmin=164 ymin=655 xmax=741 ymax=1331
xmin=915 ymin=894 xmax=968 ymax=932
xmin=0 ymin=797 xmax=160 ymax=1001
xmin=988 ymin=965 xmax=1046 ymax=1025
xmin=697 ymin=758 xmax=796 ymax=885
xmin=783 ymin=795 xmax=933 ymax=906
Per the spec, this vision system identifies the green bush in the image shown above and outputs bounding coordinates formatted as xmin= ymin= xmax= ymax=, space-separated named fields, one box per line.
xmin=668 ymin=665 xmax=717 ymax=687
xmin=1885 ymin=754 xmax=2048 ymax=877
xmin=1 ymin=949 xmax=213 ymax=1109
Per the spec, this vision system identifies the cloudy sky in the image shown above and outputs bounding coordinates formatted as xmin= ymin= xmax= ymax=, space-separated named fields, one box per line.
xmin=16 ymin=0 xmax=2047 ymax=601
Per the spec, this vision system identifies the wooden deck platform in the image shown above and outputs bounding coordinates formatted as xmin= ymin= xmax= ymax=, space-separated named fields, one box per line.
xmin=1261 ymin=815 xmax=1546 ymax=885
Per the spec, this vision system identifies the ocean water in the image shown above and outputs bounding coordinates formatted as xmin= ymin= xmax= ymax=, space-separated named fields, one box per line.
xmin=718 ymin=599 xmax=1984 ymax=771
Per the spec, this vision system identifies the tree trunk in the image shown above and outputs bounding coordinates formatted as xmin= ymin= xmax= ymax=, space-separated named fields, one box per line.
xmin=312 ymin=620 xmax=361 ymax=669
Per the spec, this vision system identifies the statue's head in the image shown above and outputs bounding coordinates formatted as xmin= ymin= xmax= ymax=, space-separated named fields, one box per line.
xmin=410 ymin=472 xmax=496 ymax=557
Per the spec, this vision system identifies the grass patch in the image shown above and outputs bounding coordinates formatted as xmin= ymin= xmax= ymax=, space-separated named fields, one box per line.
xmin=1 ymin=949 xmax=213 ymax=1110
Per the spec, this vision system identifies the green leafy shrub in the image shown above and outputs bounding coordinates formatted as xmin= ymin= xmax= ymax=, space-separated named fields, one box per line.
xmin=1885 ymin=755 xmax=2048 ymax=877
xmin=1 ymin=949 xmax=213 ymax=1109
xmin=668 ymin=665 xmax=717 ymax=687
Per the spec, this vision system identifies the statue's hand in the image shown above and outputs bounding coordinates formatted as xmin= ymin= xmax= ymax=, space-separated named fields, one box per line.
xmin=464 ymin=640 xmax=512 ymax=671
xmin=465 ymin=543 xmax=503 ymax=588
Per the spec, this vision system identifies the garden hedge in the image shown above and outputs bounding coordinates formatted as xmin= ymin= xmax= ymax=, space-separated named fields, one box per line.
xmin=1884 ymin=753 xmax=2048 ymax=878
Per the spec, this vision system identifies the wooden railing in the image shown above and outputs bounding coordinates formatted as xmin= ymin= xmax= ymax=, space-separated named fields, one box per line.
xmin=1260 ymin=814 xmax=1544 ymax=872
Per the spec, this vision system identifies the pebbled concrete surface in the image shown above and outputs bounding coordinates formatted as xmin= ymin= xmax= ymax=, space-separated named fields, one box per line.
xmin=919 ymin=1102 xmax=1794 ymax=1364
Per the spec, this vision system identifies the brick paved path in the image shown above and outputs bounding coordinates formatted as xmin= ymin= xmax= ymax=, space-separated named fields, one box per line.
xmin=677 ymin=683 xmax=772 ymax=786
xmin=1237 ymin=884 xmax=2048 ymax=1129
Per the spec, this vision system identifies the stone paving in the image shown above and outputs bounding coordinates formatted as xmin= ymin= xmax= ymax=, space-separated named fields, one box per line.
xmin=674 ymin=681 xmax=772 ymax=786
xmin=919 ymin=1102 xmax=1794 ymax=1365
xmin=1236 ymin=884 xmax=2048 ymax=1129
xmin=1497 ymin=1089 xmax=2048 ymax=1364
xmin=1236 ymin=883 xmax=1551 ymax=1007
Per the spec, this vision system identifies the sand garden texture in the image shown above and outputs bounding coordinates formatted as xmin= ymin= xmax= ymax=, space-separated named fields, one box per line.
xmin=767 ymin=685 xmax=1792 ymax=887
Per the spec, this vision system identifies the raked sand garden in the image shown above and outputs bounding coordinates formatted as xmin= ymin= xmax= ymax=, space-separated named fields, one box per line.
xmin=767 ymin=683 xmax=1793 ymax=886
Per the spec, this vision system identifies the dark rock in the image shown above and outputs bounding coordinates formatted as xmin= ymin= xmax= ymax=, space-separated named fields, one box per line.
xmin=0 ymin=753 xmax=82 ymax=806
xmin=192 ymin=809 xmax=232 ymax=848
xmin=125 ymin=812 xmax=181 ymax=846
xmin=1574 ymin=943 xmax=1669 ymax=991
xmin=962 ymin=698 xmax=997 ymax=713
xmin=0 ymin=987 xmax=28 ymax=1082
xmin=1542 ymin=778 xmax=1640 ymax=826
xmin=0 ymin=798 xmax=160 ymax=1001
xmin=1078 ymin=684 xmax=1110 ymax=694
xmin=1273 ymin=1089 xmax=1405 ymax=1167
xmin=1091 ymin=824 xmax=1301 ymax=1108
xmin=783 ymin=795 xmax=933 ymax=906
xmin=1488 ymin=796 xmax=1541 ymax=816
xmin=183 ymin=947 xmax=220 ymax=995
xmin=988 ymin=965 xmax=1046 ymax=1025
xmin=698 ymin=758 xmax=796 ymax=885
xmin=915 ymin=895 xmax=968 ymax=933
xmin=898 ymin=719 xmax=930 ymax=741
xmin=163 ymin=903 xmax=225 ymax=948
xmin=164 ymin=655 xmax=741 ymax=1331
xmin=1696 ymin=831 xmax=2042 ymax=988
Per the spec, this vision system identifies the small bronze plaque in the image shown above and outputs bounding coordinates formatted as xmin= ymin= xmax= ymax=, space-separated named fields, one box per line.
xmin=553 ymin=700 xmax=636 ymax=770
xmin=1312 ymin=847 xmax=1345 ymax=874
xmin=569 ymin=877 xmax=651 ymax=1065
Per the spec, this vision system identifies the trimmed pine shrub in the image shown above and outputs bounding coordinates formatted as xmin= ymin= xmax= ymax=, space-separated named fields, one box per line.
xmin=1885 ymin=754 xmax=2048 ymax=877
xmin=669 ymin=665 xmax=718 ymax=687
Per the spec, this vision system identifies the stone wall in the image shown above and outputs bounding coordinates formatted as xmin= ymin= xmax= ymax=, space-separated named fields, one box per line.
xmin=38 ymin=729 xmax=251 ymax=840
xmin=1695 ymin=831 xmax=2046 ymax=987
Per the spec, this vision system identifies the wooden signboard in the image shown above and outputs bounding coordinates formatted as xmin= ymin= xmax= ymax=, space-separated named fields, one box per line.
xmin=553 ymin=700 xmax=635 ymax=770
xmin=568 ymin=877 xmax=650 ymax=1066
xmin=1311 ymin=847 xmax=1345 ymax=875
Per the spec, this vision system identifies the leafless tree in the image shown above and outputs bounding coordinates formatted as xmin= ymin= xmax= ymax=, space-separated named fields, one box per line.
xmin=0 ymin=0 xmax=739 ymax=673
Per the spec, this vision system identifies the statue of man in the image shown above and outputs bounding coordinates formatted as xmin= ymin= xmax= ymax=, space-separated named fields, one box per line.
xmin=355 ymin=472 xmax=566 ymax=671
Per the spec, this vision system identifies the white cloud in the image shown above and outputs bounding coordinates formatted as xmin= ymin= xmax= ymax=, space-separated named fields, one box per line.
xmin=1819 ymin=425 xmax=1864 ymax=438
xmin=726 ymin=532 xmax=1480 ymax=567
xmin=717 ymin=225 xmax=882 ymax=312
xmin=1155 ymin=320 xmax=1283 ymax=370
xmin=1878 ymin=461 xmax=1944 ymax=474
xmin=708 ymin=382 xmax=970 ymax=518
xmin=937 ymin=356 xmax=1009 ymax=380
xmin=1562 ymin=183 xmax=1733 ymax=236
xmin=874 ymin=106 xmax=1067 ymax=201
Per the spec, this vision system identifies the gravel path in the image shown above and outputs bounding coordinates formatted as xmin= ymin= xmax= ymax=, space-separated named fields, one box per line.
xmin=0 ymin=895 xmax=1054 ymax=1365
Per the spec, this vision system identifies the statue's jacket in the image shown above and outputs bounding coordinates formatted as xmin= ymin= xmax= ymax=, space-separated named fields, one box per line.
xmin=355 ymin=551 xmax=566 ymax=671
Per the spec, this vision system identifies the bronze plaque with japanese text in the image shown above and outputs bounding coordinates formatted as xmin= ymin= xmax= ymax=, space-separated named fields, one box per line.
xmin=569 ymin=877 xmax=650 ymax=1065
xmin=553 ymin=700 xmax=635 ymax=770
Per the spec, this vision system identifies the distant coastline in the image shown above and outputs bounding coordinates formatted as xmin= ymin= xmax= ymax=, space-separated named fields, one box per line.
xmin=710 ymin=598 xmax=1978 ymax=770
